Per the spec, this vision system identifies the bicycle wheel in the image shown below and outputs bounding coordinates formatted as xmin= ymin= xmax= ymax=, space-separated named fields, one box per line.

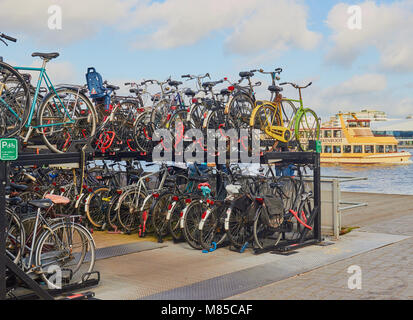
xmin=34 ymin=222 xmax=95 ymax=289
xmin=151 ymin=192 xmax=173 ymax=237
xmin=189 ymin=102 xmax=206 ymax=130
xmin=115 ymin=100 xmax=139 ymax=152
xmin=253 ymin=206 xmax=282 ymax=250
xmin=295 ymin=108 xmax=320 ymax=152
xmin=5 ymin=209 xmax=25 ymax=264
xmin=226 ymin=206 xmax=254 ymax=249
xmin=199 ymin=203 xmax=228 ymax=250
xmin=133 ymin=111 xmax=155 ymax=153
xmin=38 ymin=88 xmax=97 ymax=153
xmin=182 ymin=201 xmax=205 ymax=250
xmin=105 ymin=193 xmax=122 ymax=231
xmin=168 ymin=198 xmax=186 ymax=241
xmin=116 ymin=189 xmax=146 ymax=233
xmin=274 ymin=176 xmax=297 ymax=213
xmin=0 ymin=62 xmax=30 ymax=137
xmin=85 ymin=187 xmax=111 ymax=229
xmin=228 ymin=92 xmax=254 ymax=129
xmin=250 ymin=102 xmax=281 ymax=148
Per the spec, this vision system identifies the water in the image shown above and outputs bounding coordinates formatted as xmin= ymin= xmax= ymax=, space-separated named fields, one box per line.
xmin=321 ymin=149 xmax=413 ymax=195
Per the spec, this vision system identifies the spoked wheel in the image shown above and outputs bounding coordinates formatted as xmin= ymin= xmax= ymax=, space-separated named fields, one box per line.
xmin=114 ymin=101 xmax=140 ymax=152
xmin=105 ymin=193 xmax=122 ymax=231
xmin=250 ymin=103 xmax=281 ymax=152
xmin=38 ymin=88 xmax=97 ymax=153
xmin=133 ymin=111 xmax=155 ymax=153
xmin=295 ymin=108 xmax=320 ymax=152
xmin=34 ymin=222 xmax=95 ymax=289
xmin=151 ymin=192 xmax=173 ymax=238
xmin=168 ymin=199 xmax=186 ymax=241
xmin=117 ymin=189 xmax=146 ymax=233
xmin=182 ymin=201 xmax=205 ymax=250
xmin=199 ymin=203 xmax=228 ymax=250
xmin=253 ymin=206 xmax=283 ymax=250
xmin=0 ymin=62 xmax=30 ymax=138
xmin=228 ymin=93 xmax=254 ymax=129
xmin=85 ymin=187 xmax=111 ymax=229
xmin=5 ymin=209 xmax=25 ymax=264
xmin=274 ymin=176 xmax=297 ymax=213
xmin=226 ymin=207 xmax=254 ymax=249
xmin=189 ymin=103 xmax=206 ymax=130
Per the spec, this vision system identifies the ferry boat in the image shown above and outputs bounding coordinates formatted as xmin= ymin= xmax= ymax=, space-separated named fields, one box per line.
xmin=320 ymin=113 xmax=412 ymax=164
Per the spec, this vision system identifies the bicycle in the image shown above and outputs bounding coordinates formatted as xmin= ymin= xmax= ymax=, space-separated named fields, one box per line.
xmin=250 ymin=68 xmax=320 ymax=152
xmin=1 ymin=38 xmax=98 ymax=152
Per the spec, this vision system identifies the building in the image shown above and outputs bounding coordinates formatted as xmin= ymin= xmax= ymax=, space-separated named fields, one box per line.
xmin=371 ymin=118 xmax=413 ymax=148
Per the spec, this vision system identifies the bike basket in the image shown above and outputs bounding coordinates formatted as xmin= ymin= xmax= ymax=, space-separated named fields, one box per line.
xmin=86 ymin=67 xmax=106 ymax=99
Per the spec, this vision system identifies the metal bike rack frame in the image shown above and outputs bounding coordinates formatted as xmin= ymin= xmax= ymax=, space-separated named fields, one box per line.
xmin=1 ymin=147 xmax=322 ymax=299
xmin=0 ymin=151 xmax=99 ymax=300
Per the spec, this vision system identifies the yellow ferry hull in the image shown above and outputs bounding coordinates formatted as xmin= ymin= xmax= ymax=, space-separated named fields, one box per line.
xmin=321 ymin=152 xmax=412 ymax=164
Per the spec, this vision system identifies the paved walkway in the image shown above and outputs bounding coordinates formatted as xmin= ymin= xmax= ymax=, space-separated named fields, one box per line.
xmin=229 ymin=213 xmax=413 ymax=300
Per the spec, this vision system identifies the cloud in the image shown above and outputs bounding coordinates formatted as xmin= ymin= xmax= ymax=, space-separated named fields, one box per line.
xmin=325 ymin=73 xmax=387 ymax=96
xmin=127 ymin=0 xmax=321 ymax=56
xmin=326 ymin=0 xmax=413 ymax=72
xmin=300 ymin=73 xmax=413 ymax=120
xmin=0 ymin=0 xmax=134 ymax=44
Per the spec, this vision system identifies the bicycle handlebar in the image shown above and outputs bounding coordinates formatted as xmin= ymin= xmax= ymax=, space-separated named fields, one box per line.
xmin=280 ymin=82 xmax=312 ymax=89
xmin=1 ymin=33 xmax=17 ymax=42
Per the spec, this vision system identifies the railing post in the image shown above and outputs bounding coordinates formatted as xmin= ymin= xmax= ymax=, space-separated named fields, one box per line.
xmin=0 ymin=161 xmax=7 ymax=300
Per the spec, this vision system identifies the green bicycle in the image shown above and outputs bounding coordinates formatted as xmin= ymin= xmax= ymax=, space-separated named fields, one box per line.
xmin=250 ymin=69 xmax=320 ymax=152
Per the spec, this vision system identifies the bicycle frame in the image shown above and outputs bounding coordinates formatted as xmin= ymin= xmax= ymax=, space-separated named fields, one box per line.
xmin=14 ymin=64 xmax=75 ymax=128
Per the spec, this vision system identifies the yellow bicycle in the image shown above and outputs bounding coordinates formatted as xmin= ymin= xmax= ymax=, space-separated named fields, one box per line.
xmin=250 ymin=69 xmax=320 ymax=152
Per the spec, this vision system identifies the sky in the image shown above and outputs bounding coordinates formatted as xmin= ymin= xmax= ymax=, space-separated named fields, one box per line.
xmin=1 ymin=0 xmax=413 ymax=121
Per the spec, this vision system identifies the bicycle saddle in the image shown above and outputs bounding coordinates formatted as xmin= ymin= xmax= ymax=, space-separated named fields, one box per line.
xmin=6 ymin=196 xmax=22 ymax=205
xmin=9 ymin=183 xmax=28 ymax=192
xmin=202 ymin=81 xmax=222 ymax=88
xmin=28 ymin=199 xmax=53 ymax=209
xmin=185 ymin=88 xmax=196 ymax=97
xmin=239 ymin=71 xmax=254 ymax=78
xmin=45 ymin=194 xmax=70 ymax=205
xmin=268 ymin=85 xmax=283 ymax=93
xmin=220 ymin=88 xmax=231 ymax=95
xmin=168 ymin=80 xmax=182 ymax=87
xmin=31 ymin=52 xmax=60 ymax=60
xmin=129 ymin=88 xmax=143 ymax=94
xmin=106 ymin=84 xmax=120 ymax=91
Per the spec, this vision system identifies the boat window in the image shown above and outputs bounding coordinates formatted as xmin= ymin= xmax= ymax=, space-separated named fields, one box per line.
xmin=324 ymin=130 xmax=332 ymax=138
xmin=376 ymin=145 xmax=384 ymax=153
xmin=385 ymin=145 xmax=393 ymax=153
xmin=365 ymin=145 xmax=374 ymax=153
xmin=333 ymin=146 xmax=342 ymax=153
xmin=353 ymin=145 xmax=363 ymax=153
xmin=333 ymin=130 xmax=342 ymax=138
xmin=324 ymin=145 xmax=332 ymax=153
xmin=343 ymin=145 xmax=352 ymax=153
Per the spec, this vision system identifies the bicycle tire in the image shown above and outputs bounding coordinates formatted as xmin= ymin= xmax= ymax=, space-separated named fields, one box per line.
xmin=0 ymin=61 xmax=30 ymax=138
xmin=34 ymin=221 xmax=95 ymax=289
xmin=37 ymin=87 xmax=97 ymax=153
